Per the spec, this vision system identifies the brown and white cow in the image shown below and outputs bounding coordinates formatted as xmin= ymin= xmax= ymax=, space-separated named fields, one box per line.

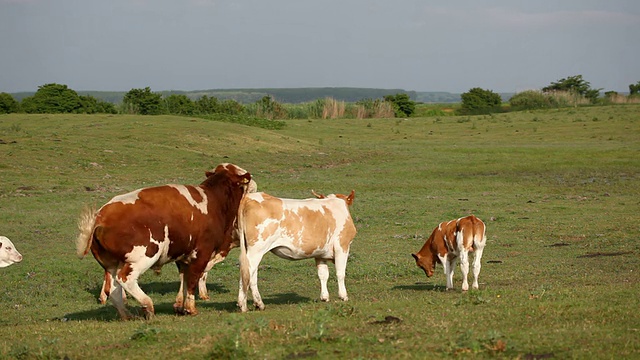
xmin=412 ymin=215 xmax=486 ymax=291
xmin=76 ymin=163 xmax=253 ymax=320
xmin=97 ymin=179 xmax=258 ymax=306
xmin=0 ymin=236 xmax=23 ymax=268
xmin=237 ymin=190 xmax=357 ymax=312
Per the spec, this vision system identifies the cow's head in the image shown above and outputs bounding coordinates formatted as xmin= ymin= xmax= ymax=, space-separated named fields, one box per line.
xmin=205 ymin=163 xmax=255 ymax=194
xmin=0 ymin=236 xmax=23 ymax=268
xmin=411 ymin=252 xmax=436 ymax=278
xmin=311 ymin=189 xmax=355 ymax=206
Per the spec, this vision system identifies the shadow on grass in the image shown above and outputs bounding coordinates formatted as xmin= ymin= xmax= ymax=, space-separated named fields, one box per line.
xmin=84 ymin=281 xmax=230 ymax=301
xmin=392 ymin=283 xmax=447 ymax=292
xmin=63 ymin=291 xmax=310 ymax=322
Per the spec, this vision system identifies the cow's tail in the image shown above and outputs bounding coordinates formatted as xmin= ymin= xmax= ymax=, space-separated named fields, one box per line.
xmin=238 ymin=202 xmax=250 ymax=292
xmin=75 ymin=206 xmax=97 ymax=259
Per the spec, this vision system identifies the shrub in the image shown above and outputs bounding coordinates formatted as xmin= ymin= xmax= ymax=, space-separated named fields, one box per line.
xmin=0 ymin=92 xmax=20 ymax=114
xmin=460 ymin=87 xmax=502 ymax=114
xmin=509 ymin=90 xmax=554 ymax=110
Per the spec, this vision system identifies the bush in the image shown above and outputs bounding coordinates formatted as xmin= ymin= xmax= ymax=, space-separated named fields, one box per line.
xmin=165 ymin=94 xmax=195 ymax=116
xmin=383 ymin=93 xmax=416 ymax=117
xmin=509 ymin=90 xmax=554 ymax=110
xmin=460 ymin=87 xmax=502 ymax=114
xmin=122 ymin=87 xmax=163 ymax=115
xmin=0 ymin=92 xmax=20 ymax=114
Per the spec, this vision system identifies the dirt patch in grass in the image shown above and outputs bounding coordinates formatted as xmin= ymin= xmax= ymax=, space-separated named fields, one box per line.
xmin=577 ymin=251 xmax=633 ymax=258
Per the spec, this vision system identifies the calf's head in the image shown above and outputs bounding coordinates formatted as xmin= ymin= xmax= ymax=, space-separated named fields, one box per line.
xmin=0 ymin=236 xmax=23 ymax=268
xmin=411 ymin=251 xmax=437 ymax=278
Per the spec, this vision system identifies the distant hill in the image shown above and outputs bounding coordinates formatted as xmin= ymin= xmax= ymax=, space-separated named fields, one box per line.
xmin=9 ymin=87 xmax=513 ymax=104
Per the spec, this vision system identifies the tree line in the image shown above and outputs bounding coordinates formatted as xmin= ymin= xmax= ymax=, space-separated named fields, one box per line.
xmin=0 ymin=84 xmax=417 ymax=120
xmin=2 ymin=76 xmax=638 ymax=117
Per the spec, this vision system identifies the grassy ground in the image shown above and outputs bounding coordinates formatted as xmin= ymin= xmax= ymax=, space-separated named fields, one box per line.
xmin=0 ymin=106 xmax=638 ymax=359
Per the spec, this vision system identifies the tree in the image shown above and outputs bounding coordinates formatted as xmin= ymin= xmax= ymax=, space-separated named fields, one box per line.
xmin=165 ymin=94 xmax=195 ymax=115
xmin=460 ymin=87 xmax=502 ymax=114
xmin=122 ymin=87 xmax=163 ymax=115
xmin=629 ymin=81 xmax=640 ymax=96
xmin=542 ymin=75 xmax=601 ymax=103
xmin=20 ymin=83 xmax=83 ymax=113
xmin=78 ymin=95 xmax=117 ymax=114
xmin=0 ymin=92 xmax=19 ymax=114
xmin=195 ymin=95 xmax=221 ymax=114
xmin=383 ymin=93 xmax=416 ymax=117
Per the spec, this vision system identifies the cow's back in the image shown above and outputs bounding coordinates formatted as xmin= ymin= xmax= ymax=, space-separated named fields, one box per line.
xmin=94 ymin=184 xmax=218 ymax=262
xmin=241 ymin=192 xmax=355 ymax=251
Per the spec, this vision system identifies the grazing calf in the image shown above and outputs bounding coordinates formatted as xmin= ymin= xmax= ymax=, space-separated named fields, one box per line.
xmin=412 ymin=215 xmax=486 ymax=291
xmin=0 ymin=236 xmax=23 ymax=268
xmin=237 ymin=190 xmax=357 ymax=312
xmin=76 ymin=163 xmax=253 ymax=320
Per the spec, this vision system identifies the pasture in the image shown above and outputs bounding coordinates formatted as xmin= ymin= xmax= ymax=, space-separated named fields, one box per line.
xmin=0 ymin=106 xmax=638 ymax=359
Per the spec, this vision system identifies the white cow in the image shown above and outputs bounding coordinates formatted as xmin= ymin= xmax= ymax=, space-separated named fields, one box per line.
xmin=0 ymin=236 xmax=23 ymax=268
xmin=237 ymin=190 xmax=357 ymax=312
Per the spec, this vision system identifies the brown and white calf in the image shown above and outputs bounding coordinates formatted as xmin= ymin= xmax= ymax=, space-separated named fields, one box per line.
xmin=237 ymin=190 xmax=357 ymax=312
xmin=0 ymin=236 xmax=23 ymax=268
xmin=76 ymin=163 xmax=253 ymax=320
xmin=412 ymin=215 xmax=486 ymax=291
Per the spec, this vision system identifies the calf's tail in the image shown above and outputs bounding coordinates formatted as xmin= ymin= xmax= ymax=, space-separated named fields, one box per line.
xmin=75 ymin=206 xmax=97 ymax=259
xmin=238 ymin=205 xmax=250 ymax=292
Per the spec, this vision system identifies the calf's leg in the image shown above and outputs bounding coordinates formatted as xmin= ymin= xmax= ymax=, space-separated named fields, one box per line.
xmin=459 ymin=249 xmax=470 ymax=291
xmin=471 ymin=246 xmax=484 ymax=289
xmin=316 ymin=259 xmax=330 ymax=302
xmin=334 ymin=250 xmax=349 ymax=301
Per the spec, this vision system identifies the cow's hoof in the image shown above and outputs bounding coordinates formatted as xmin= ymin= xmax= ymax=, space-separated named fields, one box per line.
xmin=199 ymin=294 xmax=210 ymax=301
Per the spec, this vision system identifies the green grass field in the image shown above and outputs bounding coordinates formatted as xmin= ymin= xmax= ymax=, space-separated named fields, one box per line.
xmin=0 ymin=106 xmax=638 ymax=359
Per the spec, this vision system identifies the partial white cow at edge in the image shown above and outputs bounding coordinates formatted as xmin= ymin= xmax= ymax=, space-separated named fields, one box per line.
xmin=0 ymin=236 xmax=23 ymax=268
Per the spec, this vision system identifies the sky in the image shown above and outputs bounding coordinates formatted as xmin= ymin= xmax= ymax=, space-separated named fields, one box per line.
xmin=1 ymin=0 xmax=639 ymax=94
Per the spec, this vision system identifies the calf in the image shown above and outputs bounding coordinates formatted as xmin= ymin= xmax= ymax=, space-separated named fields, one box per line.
xmin=0 ymin=236 xmax=23 ymax=268
xmin=237 ymin=190 xmax=357 ymax=312
xmin=76 ymin=163 xmax=253 ymax=320
xmin=412 ymin=215 xmax=486 ymax=291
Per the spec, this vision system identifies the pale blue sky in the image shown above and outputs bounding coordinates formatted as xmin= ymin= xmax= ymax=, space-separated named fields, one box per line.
xmin=1 ymin=0 xmax=638 ymax=93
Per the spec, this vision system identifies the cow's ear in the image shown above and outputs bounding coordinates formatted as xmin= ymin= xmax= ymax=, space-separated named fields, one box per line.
xmin=346 ymin=190 xmax=355 ymax=205
xmin=411 ymin=253 xmax=419 ymax=262
xmin=205 ymin=170 xmax=214 ymax=178
xmin=240 ymin=173 xmax=251 ymax=184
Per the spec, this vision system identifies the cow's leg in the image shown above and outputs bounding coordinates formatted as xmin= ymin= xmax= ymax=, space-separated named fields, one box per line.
xmin=117 ymin=263 xmax=155 ymax=320
xmin=249 ymin=261 xmax=265 ymax=310
xmin=107 ymin=269 xmax=132 ymax=320
xmin=99 ymin=272 xmax=110 ymax=305
xmin=174 ymin=262 xmax=187 ymax=311
xmin=198 ymin=253 xmax=224 ymax=301
xmin=471 ymin=246 xmax=484 ymax=290
xmin=198 ymin=272 xmax=209 ymax=300
xmin=334 ymin=251 xmax=349 ymax=301
xmin=180 ymin=258 xmax=211 ymax=316
xmin=445 ymin=255 xmax=457 ymax=290
xmin=316 ymin=259 xmax=330 ymax=302
xmin=101 ymin=271 xmax=126 ymax=305
xmin=459 ymin=249 xmax=470 ymax=291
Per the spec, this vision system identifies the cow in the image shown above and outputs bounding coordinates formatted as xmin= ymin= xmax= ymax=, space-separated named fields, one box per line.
xmin=96 ymin=179 xmax=258 ymax=306
xmin=412 ymin=215 xmax=486 ymax=291
xmin=75 ymin=163 xmax=253 ymax=320
xmin=237 ymin=190 xmax=357 ymax=312
xmin=0 ymin=236 xmax=23 ymax=268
